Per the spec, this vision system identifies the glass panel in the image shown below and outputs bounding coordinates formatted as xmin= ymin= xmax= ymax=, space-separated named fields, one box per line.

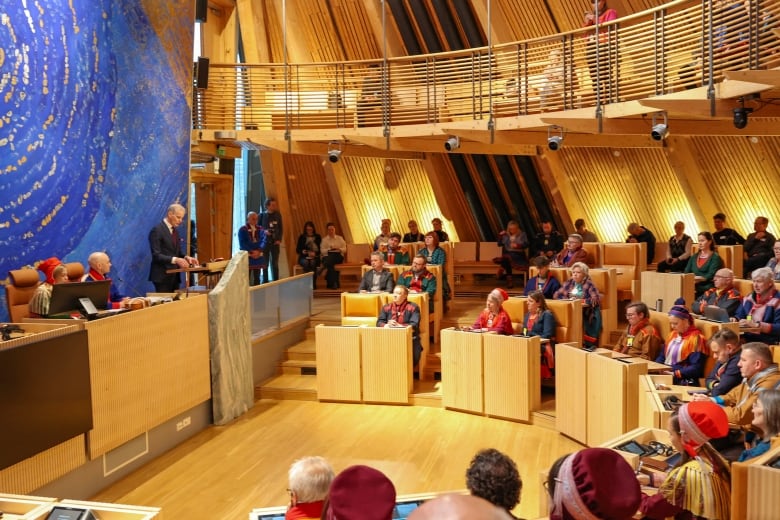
xmin=280 ymin=275 xmax=313 ymax=326
xmin=249 ymin=275 xmax=312 ymax=338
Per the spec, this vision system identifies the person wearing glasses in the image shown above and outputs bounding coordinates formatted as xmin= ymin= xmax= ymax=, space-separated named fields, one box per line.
xmin=614 ymin=301 xmax=663 ymax=360
xmin=691 ymin=267 xmax=741 ymax=317
xmin=765 ymin=240 xmax=780 ymax=280
xmin=284 ymin=456 xmax=334 ymax=520
xmin=553 ymin=233 xmax=590 ymax=267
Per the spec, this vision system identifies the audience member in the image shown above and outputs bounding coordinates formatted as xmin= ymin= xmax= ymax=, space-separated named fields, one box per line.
xmin=523 ymin=255 xmax=561 ymax=299
xmin=322 ymin=465 xmax=396 ymax=520
xmin=614 ymin=301 xmax=663 ymax=360
xmin=738 ymin=389 xmax=780 ymax=462
xmin=691 ymin=267 xmax=741 ymax=317
xmin=238 ymin=211 xmax=266 ymax=286
xmin=397 ymin=255 xmax=437 ymax=313
xmin=583 ymin=1 xmax=619 ymax=104
xmin=693 ymin=342 xmax=780 ymax=428
xmin=539 ymin=49 xmax=567 ymax=110
xmin=319 ymin=222 xmax=346 ymax=290
xmin=431 ymin=217 xmax=449 ymax=243
xmin=82 ymin=251 xmax=125 ymax=306
xmin=655 ymin=299 xmax=708 ymax=386
xmin=494 ymin=220 xmax=529 ymax=289
xmin=704 ymin=329 xmax=743 ymax=398
xmin=733 ymin=266 xmax=780 ymax=344
xmin=260 ymin=197 xmax=283 ymax=281
xmin=359 ymin=252 xmax=395 ymax=293
xmin=377 ymin=285 xmax=423 ymax=366
xmin=657 ymin=221 xmax=692 ymax=273
xmin=743 ymin=216 xmax=776 ymax=275
xmin=765 ymin=240 xmax=780 ymax=280
xmin=534 ymin=220 xmax=564 ymax=260
xmin=553 ymin=233 xmax=589 ymax=267
xmin=296 ymin=221 xmax=322 ymax=286
xmin=574 ymin=218 xmax=599 ymax=242
xmin=403 ymin=220 xmax=425 ymax=243
xmin=554 ymin=262 xmax=601 ymax=349
xmin=626 ymin=222 xmax=656 ymax=263
xmin=285 ymin=456 xmax=334 ymax=520
xmin=712 ymin=212 xmax=745 ymax=246
xmin=639 ymin=401 xmax=731 ymax=520
xmin=465 ymin=449 xmax=522 ymax=519
xmin=470 ymin=288 xmax=513 ymax=335
xmin=684 ymin=231 xmax=722 ymax=297
xmin=373 ymin=219 xmax=393 ymax=250
xmin=420 ymin=231 xmax=450 ymax=303
xmin=547 ymin=447 xmax=640 ymax=520
xmin=29 ymin=259 xmax=69 ymax=317
xmin=148 ymin=203 xmax=198 ymax=292
xmin=379 ymin=233 xmax=410 ymax=266
xmin=523 ymin=290 xmax=557 ymax=378
xmin=408 ymin=494 xmax=512 ymax=520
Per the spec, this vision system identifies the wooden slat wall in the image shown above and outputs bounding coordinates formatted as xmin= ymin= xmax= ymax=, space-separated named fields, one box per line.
xmin=283 ymin=154 xmax=344 ymax=237
xmin=0 ymin=436 xmax=85 ymax=494
xmin=544 ymin=0 xmax=657 ymax=33
xmin=330 ymin=0 xmax=383 ymax=60
xmin=495 ymin=0 xmax=560 ymax=40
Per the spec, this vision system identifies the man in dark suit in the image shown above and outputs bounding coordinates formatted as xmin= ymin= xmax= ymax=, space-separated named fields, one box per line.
xmin=148 ymin=203 xmax=198 ymax=292
xmin=260 ymin=197 xmax=283 ymax=281
xmin=359 ymin=252 xmax=395 ymax=293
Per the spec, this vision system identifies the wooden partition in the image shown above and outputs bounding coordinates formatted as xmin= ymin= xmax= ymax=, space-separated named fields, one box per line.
xmin=315 ymin=325 xmax=362 ymax=402
xmin=555 ymin=342 xmax=590 ymax=443
xmin=441 ymin=328 xmax=484 ymax=414
xmin=732 ymin=445 xmax=780 ymax=520
xmin=483 ymin=335 xmax=541 ymax=422
xmin=640 ymin=271 xmax=695 ymax=312
xmin=637 ymin=374 xmax=708 ymax=429
xmin=602 ymin=242 xmax=646 ymax=302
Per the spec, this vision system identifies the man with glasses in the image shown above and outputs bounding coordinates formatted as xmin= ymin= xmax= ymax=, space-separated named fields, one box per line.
xmin=691 ymin=268 xmax=741 ymax=317
xmin=614 ymin=301 xmax=663 ymax=360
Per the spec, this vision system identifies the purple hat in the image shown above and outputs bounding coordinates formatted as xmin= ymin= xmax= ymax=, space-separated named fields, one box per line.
xmin=668 ymin=298 xmax=692 ymax=323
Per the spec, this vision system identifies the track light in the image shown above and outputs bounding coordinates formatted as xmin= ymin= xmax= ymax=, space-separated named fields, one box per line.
xmin=547 ymin=125 xmax=564 ymax=151
xmin=328 ymin=149 xmax=342 ymax=163
xmin=733 ymin=107 xmax=752 ymax=129
xmin=650 ymin=112 xmax=669 ymax=141
xmin=444 ymin=136 xmax=460 ymax=151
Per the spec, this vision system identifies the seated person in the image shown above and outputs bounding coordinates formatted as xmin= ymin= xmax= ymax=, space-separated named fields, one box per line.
xmin=504 ymin=77 xmax=519 ymax=98
xmin=656 ymin=221 xmax=692 ymax=273
xmin=553 ymin=262 xmax=601 ymax=349
xmin=403 ymin=220 xmax=425 ymax=243
xmin=733 ymin=266 xmax=780 ymax=344
xmin=470 ymin=288 xmax=513 ymax=335
xmin=553 ymin=233 xmax=590 ymax=267
xmin=377 ymin=285 xmax=423 ymax=367
xmin=614 ymin=301 xmax=663 ymax=360
xmin=691 ymin=267 xmax=741 ymax=317
xmin=296 ymin=221 xmax=321 ymax=277
xmin=766 ymin=240 xmax=780 ymax=280
xmin=523 ymin=290 xmax=557 ymax=379
xmin=29 ymin=259 xmax=69 ymax=317
xmin=431 ymin=217 xmax=450 ymax=243
xmin=655 ymin=299 xmax=708 ymax=386
xmin=82 ymin=251 xmax=125 ymax=307
xmin=712 ymin=212 xmax=745 ymax=246
xmin=574 ymin=218 xmax=599 ymax=242
xmin=320 ymin=465 xmax=396 ymax=520
xmin=705 ymin=329 xmax=743 ymax=398
xmin=379 ymin=232 xmax=410 ymax=266
xmin=465 ymin=449 xmax=521 ymax=519
xmin=684 ymin=231 xmax=722 ymax=297
xmin=743 ymin=216 xmax=775 ymax=276
xmin=523 ymin=255 xmax=561 ymax=299
xmin=626 ymin=222 xmax=656 ymax=264
xmin=373 ymin=218 xmax=392 ymax=250
xmin=533 ymin=221 xmax=564 ymax=260
xmin=738 ymin=389 xmax=780 ymax=462
xmin=639 ymin=401 xmax=731 ymax=520
xmin=358 ymin=252 xmax=394 ymax=293
xmin=397 ymin=254 xmax=437 ymax=313
xmin=319 ymin=222 xmax=346 ymax=290
xmin=238 ymin=211 xmax=266 ymax=286
xmin=285 ymin=456 xmax=334 ymax=520
xmin=547 ymin=448 xmax=641 ymax=520
xmin=494 ymin=220 xmax=529 ymax=289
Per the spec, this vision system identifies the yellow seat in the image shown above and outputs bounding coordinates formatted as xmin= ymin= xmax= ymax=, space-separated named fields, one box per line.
xmin=340 ymin=292 xmax=383 ymax=327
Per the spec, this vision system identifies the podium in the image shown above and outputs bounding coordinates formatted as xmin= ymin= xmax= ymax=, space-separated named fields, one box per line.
xmin=441 ymin=328 xmax=483 ymax=414
xmin=315 ymin=325 xmax=362 ymax=402
xmin=732 ymin=444 xmax=780 ymax=519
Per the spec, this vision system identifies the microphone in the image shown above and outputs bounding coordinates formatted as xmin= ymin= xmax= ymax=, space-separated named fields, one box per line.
xmin=114 ymin=275 xmax=146 ymax=298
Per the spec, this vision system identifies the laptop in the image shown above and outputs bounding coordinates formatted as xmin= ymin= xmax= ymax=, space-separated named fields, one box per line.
xmin=703 ymin=305 xmax=730 ymax=323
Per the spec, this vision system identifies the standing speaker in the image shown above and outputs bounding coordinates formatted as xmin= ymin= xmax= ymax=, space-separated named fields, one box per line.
xmin=195 ymin=0 xmax=207 ymax=23
xmin=195 ymin=57 xmax=209 ymax=89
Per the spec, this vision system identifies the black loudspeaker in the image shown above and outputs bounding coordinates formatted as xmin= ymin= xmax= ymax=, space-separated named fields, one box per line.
xmin=196 ymin=0 xmax=208 ymax=23
xmin=195 ymin=57 xmax=209 ymax=89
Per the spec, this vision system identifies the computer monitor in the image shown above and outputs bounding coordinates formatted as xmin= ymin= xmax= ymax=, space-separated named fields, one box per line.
xmin=48 ymin=280 xmax=111 ymax=316
xmin=46 ymin=506 xmax=96 ymax=520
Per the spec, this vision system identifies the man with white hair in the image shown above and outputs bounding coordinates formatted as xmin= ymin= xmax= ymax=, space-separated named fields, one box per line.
xmin=83 ymin=251 xmax=125 ymax=305
xmin=285 ymin=456 xmax=335 ymax=520
xmin=148 ymin=203 xmax=198 ymax=292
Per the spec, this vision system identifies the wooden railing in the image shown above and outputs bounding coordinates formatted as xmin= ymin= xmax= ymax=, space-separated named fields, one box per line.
xmin=193 ymin=0 xmax=780 ymax=132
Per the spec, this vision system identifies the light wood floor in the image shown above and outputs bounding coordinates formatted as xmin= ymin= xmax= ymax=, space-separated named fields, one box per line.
xmin=91 ymin=399 xmax=582 ymax=519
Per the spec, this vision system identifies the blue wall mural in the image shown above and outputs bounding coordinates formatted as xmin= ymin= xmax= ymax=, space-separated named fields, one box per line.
xmin=0 ymin=1 xmax=194 ymax=320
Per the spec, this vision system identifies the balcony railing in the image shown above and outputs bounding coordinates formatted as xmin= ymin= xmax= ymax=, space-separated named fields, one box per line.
xmin=193 ymin=0 xmax=780 ymax=132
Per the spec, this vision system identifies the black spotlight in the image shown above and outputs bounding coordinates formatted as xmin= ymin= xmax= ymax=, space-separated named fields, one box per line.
xmin=733 ymin=107 xmax=752 ymax=129
xmin=444 ymin=136 xmax=460 ymax=151
xmin=547 ymin=136 xmax=563 ymax=151
xmin=328 ymin=149 xmax=342 ymax=163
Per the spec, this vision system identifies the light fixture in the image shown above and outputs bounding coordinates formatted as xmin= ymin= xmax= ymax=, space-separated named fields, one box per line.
xmin=650 ymin=112 xmax=669 ymax=141
xmin=733 ymin=107 xmax=752 ymax=129
xmin=444 ymin=136 xmax=460 ymax=151
xmin=547 ymin=125 xmax=564 ymax=151
xmin=327 ymin=141 xmax=343 ymax=163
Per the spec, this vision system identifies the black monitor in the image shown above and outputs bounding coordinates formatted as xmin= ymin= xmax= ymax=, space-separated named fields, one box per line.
xmin=48 ymin=280 xmax=111 ymax=316
xmin=46 ymin=507 xmax=96 ymax=520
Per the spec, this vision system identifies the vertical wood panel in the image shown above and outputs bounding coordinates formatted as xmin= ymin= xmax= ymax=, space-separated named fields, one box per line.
xmin=315 ymin=325 xmax=362 ymax=401
xmin=440 ymin=329 xmax=484 ymax=413
xmin=361 ymin=327 xmax=412 ymax=404
xmin=0 ymin=436 xmax=85 ymax=494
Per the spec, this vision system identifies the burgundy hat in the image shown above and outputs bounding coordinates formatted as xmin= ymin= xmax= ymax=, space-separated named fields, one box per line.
xmin=668 ymin=297 xmax=692 ymax=323
xmin=327 ymin=465 xmax=396 ymax=520
xmin=551 ymin=448 xmax=641 ymax=520
xmin=37 ymin=257 xmax=62 ymax=285
xmin=678 ymin=401 xmax=729 ymax=456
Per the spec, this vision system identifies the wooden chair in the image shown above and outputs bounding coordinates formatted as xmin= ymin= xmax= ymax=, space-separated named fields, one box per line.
xmin=335 ymin=243 xmax=371 ymax=281
xmin=439 ymin=241 xmax=455 ymax=300
xmin=65 ymin=262 xmax=85 ymax=282
xmin=502 ymin=297 xmax=525 ymax=334
xmin=503 ymin=297 xmax=583 ymax=345
xmin=733 ymin=278 xmax=754 ymax=300
xmin=602 ymin=243 xmax=646 ymax=302
xmin=340 ymin=292 xmax=383 ymax=326
xmin=588 ymin=268 xmax=618 ymax=347
xmin=582 ymin=242 xmax=602 ymax=267
xmin=5 ymin=268 xmax=41 ymax=322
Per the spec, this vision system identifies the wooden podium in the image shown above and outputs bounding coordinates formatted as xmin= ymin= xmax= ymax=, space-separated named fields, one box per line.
xmin=483 ymin=335 xmax=541 ymax=422
xmin=441 ymin=328 xmax=484 ymax=414
xmin=732 ymin=444 xmax=780 ymax=519
xmin=315 ymin=325 xmax=362 ymax=402
xmin=555 ymin=342 xmax=590 ymax=444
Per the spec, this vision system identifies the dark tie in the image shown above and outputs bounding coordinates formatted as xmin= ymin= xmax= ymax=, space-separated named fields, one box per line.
xmin=171 ymin=227 xmax=179 ymax=252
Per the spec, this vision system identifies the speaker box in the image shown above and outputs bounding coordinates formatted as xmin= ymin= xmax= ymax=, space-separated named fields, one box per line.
xmin=196 ymin=0 xmax=208 ymax=23
xmin=195 ymin=57 xmax=209 ymax=89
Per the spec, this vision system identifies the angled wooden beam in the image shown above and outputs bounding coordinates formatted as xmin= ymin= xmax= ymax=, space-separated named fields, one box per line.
xmin=724 ymin=69 xmax=780 ymax=86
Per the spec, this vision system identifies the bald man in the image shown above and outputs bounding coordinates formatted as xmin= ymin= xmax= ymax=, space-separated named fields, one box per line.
xmin=691 ymin=267 xmax=741 ymax=317
xmin=149 ymin=203 xmax=198 ymax=292
xmin=408 ymin=494 xmax=513 ymax=520
xmin=83 ymin=251 xmax=125 ymax=305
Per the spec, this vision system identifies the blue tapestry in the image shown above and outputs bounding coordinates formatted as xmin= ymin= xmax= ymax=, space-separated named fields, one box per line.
xmin=0 ymin=1 xmax=193 ymax=320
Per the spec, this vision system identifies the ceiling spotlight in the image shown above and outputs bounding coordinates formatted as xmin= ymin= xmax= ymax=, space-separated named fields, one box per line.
xmin=547 ymin=125 xmax=564 ymax=151
xmin=733 ymin=107 xmax=752 ymax=129
xmin=328 ymin=149 xmax=342 ymax=163
xmin=650 ymin=112 xmax=669 ymax=141
xmin=444 ymin=136 xmax=460 ymax=151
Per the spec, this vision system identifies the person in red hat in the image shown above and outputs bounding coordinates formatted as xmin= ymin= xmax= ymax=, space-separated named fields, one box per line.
xmin=546 ymin=447 xmax=641 ymax=520
xmin=639 ymin=401 xmax=731 ymax=520
xmin=470 ymin=288 xmax=513 ymax=335
xmin=29 ymin=258 xmax=69 ymax=317
xmin=321 ymin=465 xmax=396 ymax=520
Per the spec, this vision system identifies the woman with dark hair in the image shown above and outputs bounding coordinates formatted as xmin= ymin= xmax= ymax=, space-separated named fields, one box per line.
xmin=522 ymin=290 xmax=557 ymax=378
xmin=524 ymin=255 xmax=561 ymax=299
xmin=684 ymin=231 xmax=723 ymax=297
xmin=421 ymin=231 xmax=450 ymax=302
xmin=296 ymin=221 xmax=321 ymax=284
xmin=739 ymin=388 xmax=780 ymax=462
xmin=656 ymin=299 xmax=708 ymax=385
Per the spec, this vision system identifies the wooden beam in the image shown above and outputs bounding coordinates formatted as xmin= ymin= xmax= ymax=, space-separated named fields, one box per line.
xmin=541 ymin=116 xmax=780 ymax=136
xmin=723 ymin=69 xmax=780 ymax=86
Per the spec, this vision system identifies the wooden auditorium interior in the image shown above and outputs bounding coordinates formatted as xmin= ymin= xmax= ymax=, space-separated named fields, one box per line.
xmin=4 ymin=0 xmax=780 ymax=518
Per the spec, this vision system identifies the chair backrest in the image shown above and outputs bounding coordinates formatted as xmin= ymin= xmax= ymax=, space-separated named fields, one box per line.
xmin=340 ymin=292 xmax=383 ymax=326
xmin=399 ymin=243 xmax=418 ymax=258
xmin=582 ymin=242 xmax=602 ymax=267
xmin=547 ymin=299 xmax=583 ymax=345
xmin=345 ymin=243 xmax=371 ymax=264
xmin=6 ymin=268 xmax=41 ymax=322
xmin=502 ymin=297 xmax=526 ymax=333
xmin=603 ymin=242 xmax=647 ymax=273
xmin=715 ymin=245 xmax=744 ymax=279
xmin=733 ymin=278 xmax=754 ymax=299
xmin=453 ymin=242 xmax=477 ymax=263
xmin=479 ymin=242 xmax=503 ymax=262
xmin=64 ymin=262 xmax=85 ymax=282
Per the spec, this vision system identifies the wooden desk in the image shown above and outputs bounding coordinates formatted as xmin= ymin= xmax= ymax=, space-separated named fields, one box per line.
xmin=361 ymin=326 xmax=412 ymax=404
xmin=555 ymin=342 xmax=590 ymax=443
xmin=732 ymin=444 xmax=780 ymax=519
xmin=637 ymin=374 xmax=707 ymax=429
xmin=640 ymin=271 xmax=695 ymax=312
xmin=441 ymin=328 xmax=484 ymax=414
xmin=483 ymin=335 xmax=541 ymax=422
xmin=315 ymin=325 xmax=361 ymax=402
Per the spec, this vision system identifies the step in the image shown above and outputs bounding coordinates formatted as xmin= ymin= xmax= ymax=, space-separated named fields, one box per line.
xmin=531 ymin=410 xmax=557 ymax=431
xmin=286 ymin=342 xmax=316 ymax=362
xmin=280 ymin=359 xmax=318 ymax=375
xmin=410 ymin=380 xmax=442 ymax=407
xmin=257 ymin=374 xmax=318 ymax=401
